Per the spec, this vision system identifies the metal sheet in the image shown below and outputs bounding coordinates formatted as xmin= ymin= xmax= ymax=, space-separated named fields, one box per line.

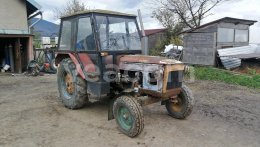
xmin=225 ymin=53 xmax=260 ymax=59
xmin=219 ymin=57 xmax=241 ymax=69
xmin=217 ymin=45 xmax=260 ymax=69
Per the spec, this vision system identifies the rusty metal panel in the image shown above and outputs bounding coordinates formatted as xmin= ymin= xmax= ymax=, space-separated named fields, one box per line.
xmin=119 ymin=62 xmax=164 ymax=92
xmin=119 ymin=55 xmax=182 ymax=65
xmin=118 ymin=56 xmax=185 ymax=98
xmin=142 ymin=70 xmax=163 ymax=92
xmin=67 ymin=53 xmax=85 ymax=79
xmin=78 ymin=53 xmax=96 ymax=73
xmin=139 ymin=88 xmax=181 ymax=99
xmin=119 ymin=62 xmax=164 ymax=72
xmin=162 ymin=64 xmax=184 ymax=93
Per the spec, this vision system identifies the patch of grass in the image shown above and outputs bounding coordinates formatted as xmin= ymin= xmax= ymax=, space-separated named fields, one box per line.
xmin=248 ymin=68 xmax=257 ymax=75
xmin=194 ymin=66 xmax=260 ymax=89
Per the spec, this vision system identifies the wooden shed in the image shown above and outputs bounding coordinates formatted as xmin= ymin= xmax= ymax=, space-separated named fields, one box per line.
xmin=0 ymin=0 xmax=41 ymax=73
xmin=181 ymin=17 xmax=257 ymax=66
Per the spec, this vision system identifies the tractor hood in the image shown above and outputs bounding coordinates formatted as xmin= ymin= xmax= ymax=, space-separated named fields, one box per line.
xmin=119 ymin=55 xmax=183 ymax=65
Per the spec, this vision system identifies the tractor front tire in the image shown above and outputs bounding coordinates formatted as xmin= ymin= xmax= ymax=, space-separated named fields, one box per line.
xmin=166 ymin=84 xmax=194 ymax=119
xmin=57 ymin=58 xmax=88 ymax=109
xmin=113 ymin=96 xmax=144 ymax=137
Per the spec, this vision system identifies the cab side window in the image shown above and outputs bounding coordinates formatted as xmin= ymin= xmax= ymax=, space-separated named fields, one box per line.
xmin=76 ymin=17 xmax=96 ymax=51
xmin=60 ymin=20 xmax=72 ymax=50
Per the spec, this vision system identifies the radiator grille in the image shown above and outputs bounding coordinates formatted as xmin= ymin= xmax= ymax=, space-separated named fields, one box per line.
xmin=167 ymin=71 xmax=183 ymax=89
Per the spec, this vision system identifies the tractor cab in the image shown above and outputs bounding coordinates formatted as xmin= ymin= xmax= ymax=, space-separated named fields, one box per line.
xmin=57 ymin=10 xmax=142 ymax=62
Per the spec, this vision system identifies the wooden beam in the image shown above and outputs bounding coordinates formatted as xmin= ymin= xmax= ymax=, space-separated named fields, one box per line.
xmin=15 ymin=38 xmax=22 ymax=73
xmin=27 ymin=36 xmax=34 ymax=62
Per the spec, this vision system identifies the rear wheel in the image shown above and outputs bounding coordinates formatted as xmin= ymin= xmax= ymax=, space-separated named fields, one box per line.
xmin=57 ymin=58 xmax=88 ymax=109
xmin=113 ymin=96 xmax=144 ymax=137
xmin=166 ymin=84 xmax=194 ymax=119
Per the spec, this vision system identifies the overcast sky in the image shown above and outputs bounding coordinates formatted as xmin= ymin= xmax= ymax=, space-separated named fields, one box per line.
xmin=36 ymin=0 xmax=260 ymax=43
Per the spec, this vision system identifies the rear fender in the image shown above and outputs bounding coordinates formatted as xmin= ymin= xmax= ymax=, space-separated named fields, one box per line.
xmin=55 ymin=53 xmax=96 ymax=79
xmin=68 ymin=53 xmax=86 ymax=79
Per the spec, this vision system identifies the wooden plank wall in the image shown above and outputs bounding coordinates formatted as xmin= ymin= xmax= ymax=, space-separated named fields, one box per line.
xmin=182 ymin=32 xmax=216 ymax=66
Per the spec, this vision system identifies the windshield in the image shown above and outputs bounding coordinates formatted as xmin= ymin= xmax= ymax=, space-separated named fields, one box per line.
xmin=96 ymin=16 xmax=141 ymax=51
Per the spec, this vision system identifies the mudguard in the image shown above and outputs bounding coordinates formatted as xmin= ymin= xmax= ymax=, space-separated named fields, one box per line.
xmin=55 ymin=53 xmax=96 ymax=80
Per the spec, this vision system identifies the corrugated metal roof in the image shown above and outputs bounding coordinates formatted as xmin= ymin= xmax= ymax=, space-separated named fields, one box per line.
xmin=219 ymin=57 xmax=241 ymax=69
xmin=180 ymin=17 xmax=257 ymax=34
xmin=217 ymin=45 xmax=260 ymax=69
xmin=225 ymin=53 xmax=260 ymax=59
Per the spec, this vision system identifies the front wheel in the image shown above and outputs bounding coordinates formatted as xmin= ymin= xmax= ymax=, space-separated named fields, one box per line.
xmin=113 ymin=96 xmax=144 ymax=137
xmin=166 ymin=84 xmax=194 ymax=119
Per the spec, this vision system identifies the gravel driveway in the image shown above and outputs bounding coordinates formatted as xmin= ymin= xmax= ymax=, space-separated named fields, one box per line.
xmin=0 ymin=74 xmax=259 ymax=147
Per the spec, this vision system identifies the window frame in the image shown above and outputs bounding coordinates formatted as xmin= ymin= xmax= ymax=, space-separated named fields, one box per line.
xmin=75 ymin=16 xmax=97 ymax=51
xmin=58 ymin=19 xmax=74 ymax=51
xmin=217 ymin=28 xmax=235 ymax=43
xmin=94 ymin=14 xmax=142 ymax=52
xmin=235 ymin=29 xmax=249 ymax=43
xmin=58 ymin=13 xmax=142 ymax=54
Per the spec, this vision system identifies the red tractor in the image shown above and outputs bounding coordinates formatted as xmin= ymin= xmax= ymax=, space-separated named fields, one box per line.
xmin=55 ymin=10 xmax=194 ymax=137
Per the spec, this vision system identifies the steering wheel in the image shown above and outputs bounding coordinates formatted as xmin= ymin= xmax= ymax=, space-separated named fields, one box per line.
xmin=101 ymin=35 xmax=126 ymax=50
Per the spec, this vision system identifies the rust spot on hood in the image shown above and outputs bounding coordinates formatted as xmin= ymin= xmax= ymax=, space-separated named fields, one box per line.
xmin=119 ymin=55 xmax=182 ymax=65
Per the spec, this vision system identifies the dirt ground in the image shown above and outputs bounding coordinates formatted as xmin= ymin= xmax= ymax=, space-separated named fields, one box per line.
xmin=233 ymin=59 xmax=260 ymax=74
xmin=0 ymin=74 xmax=259 ymax=147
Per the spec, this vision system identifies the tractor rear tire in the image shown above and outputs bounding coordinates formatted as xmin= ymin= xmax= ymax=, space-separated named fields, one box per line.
xmin=113 ymin=96 xmax=144 ymax=137
xmin=57 ymin=58 xmax=88 ymax=109
xmin=166 ymin=84 xmax=194 ymax=119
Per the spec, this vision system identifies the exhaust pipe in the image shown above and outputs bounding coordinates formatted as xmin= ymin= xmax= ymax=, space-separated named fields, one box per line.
xmin=137 ymin=9 xmax=148 ymax=55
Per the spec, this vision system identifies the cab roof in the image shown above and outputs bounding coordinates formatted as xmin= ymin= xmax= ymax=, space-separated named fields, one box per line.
xmin=61 ymin=9 xmax=136 ymax=19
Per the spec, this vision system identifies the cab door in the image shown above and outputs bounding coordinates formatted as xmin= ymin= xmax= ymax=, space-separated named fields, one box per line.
xmin=75 ymin=16 xmax=99 ymax=76
xmin=75 ymin=16 xmax=110 ymax=97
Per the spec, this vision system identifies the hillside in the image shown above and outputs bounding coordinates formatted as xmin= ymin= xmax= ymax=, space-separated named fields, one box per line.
xmin=29 ymin=18 xmax=59 ymax=37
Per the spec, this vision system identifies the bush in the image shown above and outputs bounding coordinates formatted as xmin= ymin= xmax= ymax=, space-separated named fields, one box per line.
xmin=149 ymin=39 xmax=166 ymax=56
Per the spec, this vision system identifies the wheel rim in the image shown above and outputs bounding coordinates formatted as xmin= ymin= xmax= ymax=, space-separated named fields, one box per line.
xmin=64 ymin=73 xmax=74 ymax=95
xmin=117 ymin=106 xmax=133 ymax=131
xmin=171 ymin=97 xmax=183 ymax=112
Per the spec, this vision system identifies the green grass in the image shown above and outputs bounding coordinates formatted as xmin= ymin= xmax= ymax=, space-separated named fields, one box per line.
xmin=194 ymin=67 xmax=260 ymax=89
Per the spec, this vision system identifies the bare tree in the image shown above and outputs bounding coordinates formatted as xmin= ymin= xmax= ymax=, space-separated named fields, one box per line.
xmin=152 ymin=8 xmax=184 ymax=35
xmin=153 ymin=0 xmax=227 ymax=29
xmin=152 ymin=8 xmax=177 ymax=31
xmin=54 ymin=0 xmax=88 ymax=19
